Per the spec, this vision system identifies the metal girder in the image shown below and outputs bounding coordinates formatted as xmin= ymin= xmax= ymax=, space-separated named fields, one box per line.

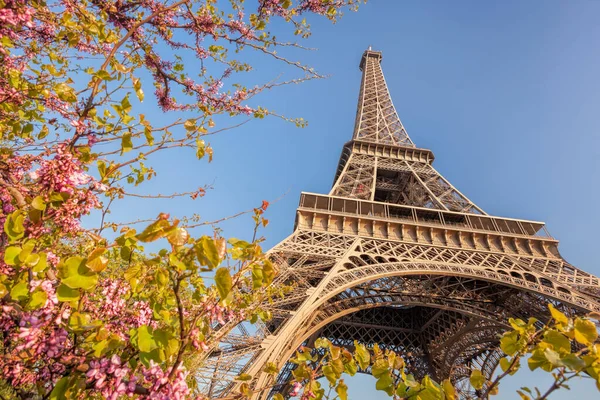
xmin=195 ymin=49 xmax=600 ymax=400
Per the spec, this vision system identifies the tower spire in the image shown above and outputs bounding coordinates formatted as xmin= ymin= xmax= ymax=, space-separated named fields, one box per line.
xmin=353 ymin=49 xmax=414 ymax=147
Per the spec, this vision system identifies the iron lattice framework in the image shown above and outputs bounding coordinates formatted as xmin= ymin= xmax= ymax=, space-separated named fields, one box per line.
xmin=197 ymin=49 xmax=600 ymax=399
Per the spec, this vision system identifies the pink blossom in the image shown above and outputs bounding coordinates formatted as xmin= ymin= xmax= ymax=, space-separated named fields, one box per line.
xmin=290 ymin=382 xmax=303 ymax=397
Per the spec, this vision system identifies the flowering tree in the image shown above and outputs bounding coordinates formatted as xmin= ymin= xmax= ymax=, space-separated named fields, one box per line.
xmin=0 ymin=0 xmax=362 ymax=398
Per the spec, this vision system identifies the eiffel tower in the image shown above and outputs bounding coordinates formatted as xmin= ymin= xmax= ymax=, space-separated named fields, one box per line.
xmin=198 ymin=49 xmax=600 ymax=399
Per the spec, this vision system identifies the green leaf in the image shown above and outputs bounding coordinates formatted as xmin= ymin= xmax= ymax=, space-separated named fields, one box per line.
xmin=354 ymin=342 xmax=370 ymax=370
xmin=196 ymin=138 xmax=206 ymax=159
xmin=196 ymin=236 xmax=221 ymax=269
xmin=336 ymin=380 xmax=348 ymax=400
xmin=371 ymin=360 xmax=389 ymax=378
xmin=344 ymin=359 xmax=357 ymax=376
xmin=442 ymin=379 xmax=456 ymax=400
xmin=32 ymin=252 xmax=48 ymax=272
xmin=500 ymin=330 xmax=520 ymax=356
xmin=375 ymin=373 xmax=393 ymax=393
xmin=469 ymin=369 xmax=485 ymax=390
xmin=32 ymin=196 xmax=46 ymax=211
xmin=263 ymin=362 xmax=278 ymax=375
xmin=4 ymin=246 xmax=21 ymax=265
xmin=144 ymin=126 xmax=154 ymax=145
xmin=167 ymin=227 xmax=189 ymax=247
xmin=28 ymin=289 xmax=47 ymax=309
xmin=543 ymin=330 xmax=571 ymax=354
xmin=315 ymin=338 xmax=330 ymax=349
xmin=136 ymin=325 xmax=158 ymax=352
xmin=561 ymin=353 xmax=586 ymax=371
xmin=549 ymin=303 xmax=569 ymax=327
xmin=236 ymin=373 xmax=252 ymax=381
xmin=86 ymin=247 xmax=108 ymax=272
xmin=574 ymin=318 xmax=598 ymax=345
xmin=94 ymin=70 xmax=113 ymax=81
xmin=4 ymin=210 xmax=25 ymax=241
xmin=528 ymin=349 xmax=552 ymax=372
xmin=139 ymin=349 xmax=162 ymax=367
xmin=404 ymin=374 xmax=420 ymax=389
xmin=18 ymin=241 xmax=34 ymax=263
xmin=133 ymin=77 xmax=144 ymax=102
xmin=10 ymin=281 xmax=29 ymax=301
xmin=57 ymin=284 xmax=80 ymax=302
xmin=97 ymin=160 xmax=107 ymax=179
xmin=184 ymin=119 xmax=196 ymax=131
xmin=543 ymin=347 xmax=562 ymax=367
xmin=38 ymin=125 xmax=49 ymax=139
xmin=68 ymin=312 xmax=95 ymax=331
xmin=214 ymin=267 xmax=233 ymax=302
xmin=50 ymin=377 xmax=69 ymax=400
xmin=251 ymin=264 xmax=264 ymax=289
xmin=55 ymin=83 xmax=77 ymax=103
xmin=121 ymin=132 xmax=133 ymax=154
xmin=59 ymin=256 xmax=98 ymax=290
xmin=396 ymin=381 xmax=408 ymax=398
xmin=420 ymin=376 xmax=443 ymax=400
xmin=499 ymin=357 xmax=513 ymax=374
xmin=137 ymin=219 xmax=170 ymax=242
xmin=169 ymin=253 xmax=187 ymax=272
xmin=322 ymin=365 xmax=337 ymax=385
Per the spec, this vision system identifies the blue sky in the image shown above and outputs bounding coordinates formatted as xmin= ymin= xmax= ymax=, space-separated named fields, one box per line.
xmin=100 ymin=1 xmax=600 ymax=397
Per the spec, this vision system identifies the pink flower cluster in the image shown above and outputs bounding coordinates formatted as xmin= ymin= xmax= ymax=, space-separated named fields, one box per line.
xmin=204 ymin=302 xmax=239 ymax=326
xmin=189 ymin=327 xmax=209 ymax=352
xmin=85 ymin=356 xmax=192 ymax=400
xmin=0 ymin=279 xmax=72 ymax=389
xmin=28 ymin=144 xmax=102 ymax=233
xmin=86 ymin=279 xmax=157 ymax=338
xmin=0 ymin=0 xmax=34 ymax=41
xmin=138 ymin=361 xmax=191 ymax=400
xmin=290 ymin=382 xmax=303 ymax=397
xmin=86 ymin=355 xmax=134 ymax=400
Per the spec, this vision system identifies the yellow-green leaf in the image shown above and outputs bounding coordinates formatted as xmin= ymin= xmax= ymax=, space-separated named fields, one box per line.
xmin=167 ymin=227 xmax=189 ymax=247
xmin=59 ymin=256 xmax=98 ymax=290
xmin=121 ymin=132 xmax=133 ymax=154
xmin=574 ymin=318 xmax=598 ymax=345
xmin=86 ymin=247 xmax=108 ymax=272
xmin=336 ymin=380 xmax=348 ymax=400
xmin=236 ymin=373 xmax=252 ymax=381
xmin=4 ymin=246 xmax=21 ymax=265
xmin=500 ymin=330 xmax=520 ymax=356
xmin=196 ymin=236 xmax=221 ymax=269
xmin=57 ymin=284 xmax=80 ymax=302
xmin=32 ymin=196 xmax=46 ymax=211
xmin=137 ymin=219 xmax=170 ymax=242
xmin=10 ymin=281 xmax=29 ymax=301
xmin=50 ymin=376 xmax=69 ymax=400
xmin=28 ymin=289 xmax=47 ymax=309
xmin=215 ymin=267 xmax=232 ymax=301
xmin=442 ymin=379 xmax=456 ymax=400
xmin=133 ymin=77 xmax=144 ymax=102
xmin=354 ymin=342 xmax=370 ymax=370
xmin=136 ymin=325 xmax=158 ymax=352
xmin=543 ymin=330 xmax=571 ymax=354
xmin=469 ymin=369 xmax=485 ymax=390
xmin=549 ymin=303 xmax=569 ymax=327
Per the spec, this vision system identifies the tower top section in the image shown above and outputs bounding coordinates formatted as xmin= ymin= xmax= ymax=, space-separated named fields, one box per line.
xmin=359 ymin=49 xmax=382 ymax=71
xmin=352 ymin=49 xmax=414 ymax=147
